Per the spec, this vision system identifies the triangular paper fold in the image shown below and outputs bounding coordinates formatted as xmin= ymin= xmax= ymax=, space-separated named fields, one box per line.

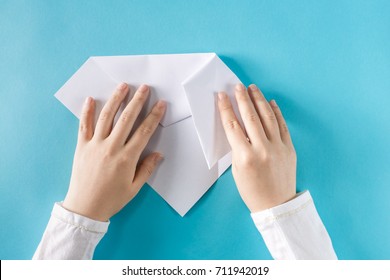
xmin=55 ymin=53 xmax=242 ymax=216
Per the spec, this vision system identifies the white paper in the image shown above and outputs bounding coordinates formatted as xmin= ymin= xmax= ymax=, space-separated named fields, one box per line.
xmin=144 ymin=117 xmax=232 ymax=216
xmin=55 ymin=53 xmax=242 ymax=216
xmin=183 ymin=54 xmax=243 ymax=168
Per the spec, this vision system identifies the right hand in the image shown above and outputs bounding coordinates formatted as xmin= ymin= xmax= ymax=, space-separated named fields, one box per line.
xmin=217 ymin=83 xmax=297 ymax=213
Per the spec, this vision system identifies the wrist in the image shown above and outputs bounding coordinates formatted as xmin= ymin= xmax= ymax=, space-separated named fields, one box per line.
xmin=62 ymin=197 xmax=109 ymax=222
xmin=248 ymin=192 xmax=297 ymax=213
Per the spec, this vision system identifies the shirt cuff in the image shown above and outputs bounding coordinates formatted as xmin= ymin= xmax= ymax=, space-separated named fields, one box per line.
xmin=53 ymin=202 xmax=110 ymax=234
xmin=251 ymin=191 xmax=312 ymax=230
xmin=33 ymin=203 xmax=110 ymax=260
xmin=251 ymin=190 xmax=337 ymax=260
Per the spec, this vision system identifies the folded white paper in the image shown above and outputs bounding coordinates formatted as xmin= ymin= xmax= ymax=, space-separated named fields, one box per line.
xmin=55 ymin=53 xmax=242 ymax=216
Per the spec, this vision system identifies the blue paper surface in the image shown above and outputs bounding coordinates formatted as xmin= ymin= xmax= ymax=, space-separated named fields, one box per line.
xmin=0 ymin=0 xmax=389 ymax=259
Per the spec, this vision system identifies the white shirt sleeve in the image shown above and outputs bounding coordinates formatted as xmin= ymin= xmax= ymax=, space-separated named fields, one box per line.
xmin=33 ymin=203 xmax=109 ymax=260
xmin=34 ymin=191 xmax=335 ymax=260
xmin=251 ymin=190 xmax=337 ymax=260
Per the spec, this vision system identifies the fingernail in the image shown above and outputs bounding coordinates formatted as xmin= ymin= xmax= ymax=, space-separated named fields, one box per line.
xmin=235 ymin=83 xmax=245 ymax=91
xmin=270 ymin=100 xmax=278 ymax=107
xmin=156 ymin=100 xmax=166 ymax=109
xmin=155 ymin=153 xmax=164 ymax=163
xmin=139 ymin=84 xmax=149 ymax=93
xmin=249 ymin=84 xmax=258 ymax=91
xmin=118 ymin=82 xmax=128 ymax=90
xmin=85 ymin=96 xmax=92 ymax=105
xmin=218 ymin=92 xmax=227 ymax=100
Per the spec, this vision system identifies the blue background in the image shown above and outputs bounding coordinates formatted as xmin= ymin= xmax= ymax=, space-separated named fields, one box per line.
xmin=1 ymin=0 xmax=389 ymax=260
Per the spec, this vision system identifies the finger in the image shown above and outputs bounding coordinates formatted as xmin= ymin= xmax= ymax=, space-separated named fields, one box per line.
xmin=234 ymin=83 xmax=268 ymax=146
xmin=111 ymin=84 xmax=150 ymax=145
xmin=248 ymin=84 xmax=280 ymax=141
xmin=131 ymin=152 xmax=163 ymax=194
xmin=270 ymin=100 xmax=293 ymax=145
xmin=217 ymin=91 xmax=248 ymax=150
xmin=78 ymin=97 xmax=95 ymax=142
xmin=94 ymin=82 xmax=129 ymax=139
xmin=125 ymin=100 xmax=166 ymax=159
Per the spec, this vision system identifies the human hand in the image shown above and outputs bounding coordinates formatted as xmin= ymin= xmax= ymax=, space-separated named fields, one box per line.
xmin=217 ymin=83 xmax=296 ymax=213
xmin=63 ymin=83 xmax=166 ymax=221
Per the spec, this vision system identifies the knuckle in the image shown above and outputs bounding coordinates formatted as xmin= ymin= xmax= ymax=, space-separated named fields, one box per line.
xmin=107 ymin=145 xmax=117 ymax=157
xmin=259 ymin=150 xmax=271 ymax=163
xmin=140 ymin=160 xmax=156 ymax=177
xmin=254 ymin=145 xmax=273 ymax=163
xmin=139 ymin=125 xmax=153 ymax=136
xmin=251 ymin=92 xmax=263 ymax=102
xmin=281 ymin=123 xmax=289 ymax=133
xmin=274 ymin=106 xmax=282 ymax=114
xmin=99 ymin=110 xmax=110 ymax=121
xmin=101 ymin=145 xmax=124 ymax=166
xmin=239 ymin=152 xmax=257 ymax=168
xmin=79 ymin=123 xmax=88 ymax=134
xmin=120 ymin=111 xmax=134 ymax=123
xmin=118 ymin=154 xmax=130 ymax=166
xmin=219 ymin=103 xmax=233 ymax=112
xmin=265 ymin=110 xmax=277 ymax=121
xmin=246 ymin=113 xmax=259 ymax=123
xmin=145 ymin=165 xmax=154 ymax=176
xmin=102 ymin=151 xmax=114 ymax=163
xmin=224 ymin=119 xmax=241 ymax=130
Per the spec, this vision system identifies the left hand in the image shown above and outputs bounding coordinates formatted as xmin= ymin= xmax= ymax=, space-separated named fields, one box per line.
xmin=63 ymin=83 xmax=166 ymax=222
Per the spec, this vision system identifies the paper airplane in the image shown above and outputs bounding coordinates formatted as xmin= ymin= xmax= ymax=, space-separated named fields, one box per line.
xmin=55 ymin=53 xmax=242 ymax=216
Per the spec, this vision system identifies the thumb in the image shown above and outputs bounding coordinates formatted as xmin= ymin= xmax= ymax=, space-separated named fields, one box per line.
xmin=131 ymin=152 xmax=163 ymax=193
